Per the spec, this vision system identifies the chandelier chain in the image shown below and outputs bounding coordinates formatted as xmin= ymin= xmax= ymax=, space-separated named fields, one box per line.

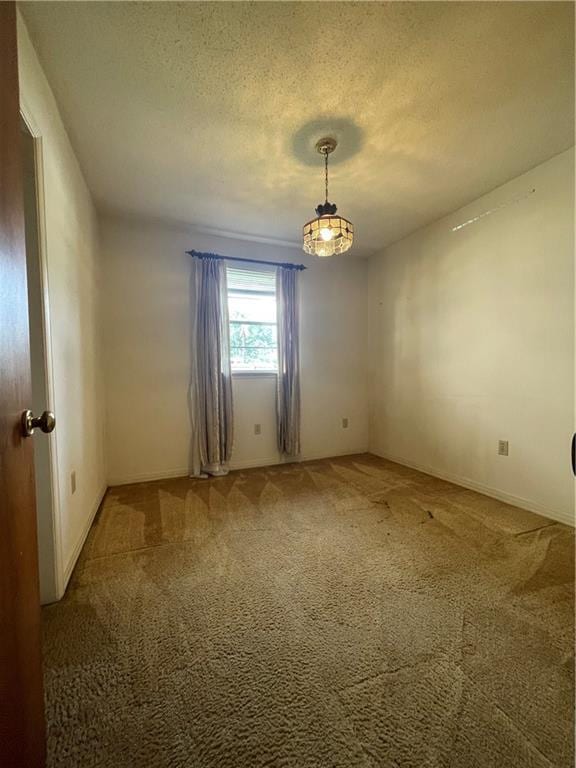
xmin=303 ymin=136 xmax=353 ymax=256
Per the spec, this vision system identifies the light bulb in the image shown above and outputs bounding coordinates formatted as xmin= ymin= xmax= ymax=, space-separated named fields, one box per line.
xmin=320 ymin=227 xmax=333 ymax=241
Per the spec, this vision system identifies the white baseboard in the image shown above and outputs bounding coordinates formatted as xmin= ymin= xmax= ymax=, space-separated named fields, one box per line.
xmin=61 ymin=483 xmax=107 ymax=591
xmin=109 ymin=448 xmax=370 ymax=487
xmin=229 ymin=455 xmax=282 ymax=470
xmin=299 ymin=448 xmax=370 ymax=464
xmin=371 ymin=450 xmax=575 ymax=528
xmin=108 ymin=467 xmax=190 ymax=486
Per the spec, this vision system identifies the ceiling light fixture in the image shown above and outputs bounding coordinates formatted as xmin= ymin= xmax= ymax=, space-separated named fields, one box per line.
xmin=302 ymin=138 xmax=353 ymax=257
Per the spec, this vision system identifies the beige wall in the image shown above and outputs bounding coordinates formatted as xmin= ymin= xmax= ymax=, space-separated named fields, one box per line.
xmin=18 ymin=15 xmax=107 ymax=598
xmin=368 ymin=149 xmax=575 ymax=525
xmin=101 ymin=215 xmax=369 ymax=485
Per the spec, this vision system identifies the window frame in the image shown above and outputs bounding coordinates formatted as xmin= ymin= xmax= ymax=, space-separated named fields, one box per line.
xmin=227 ymin=265 xmax=279 ymax=377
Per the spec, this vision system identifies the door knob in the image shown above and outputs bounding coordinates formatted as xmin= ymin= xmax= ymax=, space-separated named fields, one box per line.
xmin=22 ymin=409 xmax=56 ymax=437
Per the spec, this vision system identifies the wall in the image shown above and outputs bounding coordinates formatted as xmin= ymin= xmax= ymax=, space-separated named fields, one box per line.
xmin=101 ymin=216 xmax=369 ymax=485
xmin=18 ymin=15 xmax=107 ymax=598
xmin=368 ymin=149 xmax=575 ymax=525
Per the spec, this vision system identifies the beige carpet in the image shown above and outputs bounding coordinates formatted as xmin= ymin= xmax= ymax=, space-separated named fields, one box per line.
xmin=43 ymin=454 xmax=574 ymax=767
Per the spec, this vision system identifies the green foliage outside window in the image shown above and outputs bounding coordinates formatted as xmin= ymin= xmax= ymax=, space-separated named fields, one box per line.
xmin=229 ymin=321 xmax=278 ymax=370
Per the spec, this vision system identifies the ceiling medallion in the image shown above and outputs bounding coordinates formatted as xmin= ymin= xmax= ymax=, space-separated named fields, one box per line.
xmin=302 ymin=137 xmax=353 ymax=257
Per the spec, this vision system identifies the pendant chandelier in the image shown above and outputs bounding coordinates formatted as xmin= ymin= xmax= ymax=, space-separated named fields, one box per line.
xmin=302 ymin=137 xmax=353 ymax=257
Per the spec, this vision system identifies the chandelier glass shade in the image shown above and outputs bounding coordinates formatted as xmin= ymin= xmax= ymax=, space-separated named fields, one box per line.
xmin=302 ymin=138 xmax=354 ymax=257
xmin=302 ymin=213 xmax=354 ymax=257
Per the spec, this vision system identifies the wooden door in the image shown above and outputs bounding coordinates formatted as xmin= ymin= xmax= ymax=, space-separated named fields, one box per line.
xmin=0 ymin=3 xmax=46 ymax=766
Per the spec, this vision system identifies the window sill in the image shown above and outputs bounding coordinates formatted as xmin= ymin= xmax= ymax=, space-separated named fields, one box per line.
xmin=232 ymin=371 xmax=278 ymax=379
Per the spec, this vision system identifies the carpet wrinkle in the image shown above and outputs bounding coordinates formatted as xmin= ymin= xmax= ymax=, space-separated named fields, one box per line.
xmin=43 ymin=454 xmax=574 ymax=767
xmin=492 ymin=701 xmax=557 ymax=768
xmin=339 ymin=656 xmax=467 ymax=768
xmin=339 ymin=651 xmax=451 ymax=694
xmin=446 ymin=677 xmax=555 ymax=768
xmin=459 ymin=607 xmax=573 ymax=766
xmin=511 ymin=583 xmax=574 ymax=651
xmin=510 ymin=526 xmax=575 ymax=595
xmin=514 ymin=523 xmax=557 ymax=537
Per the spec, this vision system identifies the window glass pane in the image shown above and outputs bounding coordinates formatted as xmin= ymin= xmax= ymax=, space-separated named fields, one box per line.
xmin=229 ymin=294 xmax=276 ymax=323
xmin=229 ymin=322 xmax=276 ymax=347
xmin=230 ymin=346 xmax=278 ymax=371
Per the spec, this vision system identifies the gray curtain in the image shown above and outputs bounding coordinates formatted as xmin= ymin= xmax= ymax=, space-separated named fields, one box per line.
xmin=276 ymin=266 xmax=301 ymax=456
xmin=190 ymin=255 xmax=234 ymax=477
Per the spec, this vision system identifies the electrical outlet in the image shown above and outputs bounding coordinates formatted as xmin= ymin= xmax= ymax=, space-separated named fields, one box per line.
xmin=71 ymin=470 xmax=77 ymax=494
xmin=498 ymin=440 xmax=509 ymax=456
xmin=254 ymin=424 xmax=261 ymax=435
xmin=342 ymin=418 xmax=349 ymax=429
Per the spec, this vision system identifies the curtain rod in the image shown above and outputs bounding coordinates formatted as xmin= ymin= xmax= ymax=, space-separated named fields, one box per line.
xmin=187 ymin=250 xmax=307 ymax=271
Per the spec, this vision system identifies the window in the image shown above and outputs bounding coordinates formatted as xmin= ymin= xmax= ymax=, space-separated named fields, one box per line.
xmin=227 ymin=266 xmax=278 ymax=373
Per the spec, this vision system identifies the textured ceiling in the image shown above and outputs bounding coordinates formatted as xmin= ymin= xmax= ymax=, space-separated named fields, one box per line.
xmin=21 ymin=1 xmax=574 ymax=256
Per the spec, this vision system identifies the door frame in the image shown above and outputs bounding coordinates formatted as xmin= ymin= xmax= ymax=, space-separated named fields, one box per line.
xmin=20 ymin=102 xmax=64 ymax=601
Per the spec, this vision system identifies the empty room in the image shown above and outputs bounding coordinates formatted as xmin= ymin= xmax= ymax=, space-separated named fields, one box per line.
xmin=0 ymin=1 xmax=574 ymax=767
